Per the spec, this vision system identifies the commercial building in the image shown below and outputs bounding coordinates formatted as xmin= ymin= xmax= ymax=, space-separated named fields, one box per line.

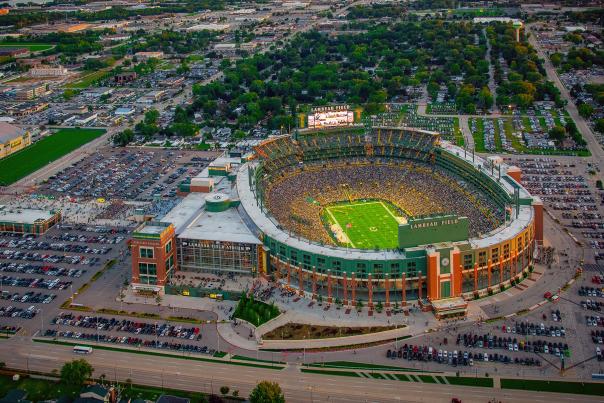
xmin=14 ymin=84 xmax=48 ymax=101
xmin=0 ymin=207 xmax=61 ymax=235
xmin=0 ymin=48 xmax=29 ymax=58
xmin=0 ymin=122 xmax=31 ymax=160
xmin=130 ymin=222 xmax=177 ymax=293
xmin=28 ymin=66 xmax=68 ymax=78
xmin=114 ymin=72 xmax=137 ymax=85
xmin=74 ymin=112 xmax=98 ymax=125
xmin=134 ymin=51 xmax=164 ymax=61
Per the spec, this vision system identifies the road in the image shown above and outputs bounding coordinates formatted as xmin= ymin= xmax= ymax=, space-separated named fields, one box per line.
xmin=2 ymin=337 xmax=602 ymax=403
xmin=483 ymin=28 xmax=499 ymax=115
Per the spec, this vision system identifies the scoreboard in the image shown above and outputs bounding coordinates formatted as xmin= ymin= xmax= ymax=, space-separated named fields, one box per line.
xmin=308 ymin=105 xmax=354 ymax=129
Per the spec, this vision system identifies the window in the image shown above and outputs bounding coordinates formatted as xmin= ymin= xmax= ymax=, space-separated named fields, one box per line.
xmin=166 ymin=255 xmax=174 ymax=271
xmin=139 ymin=247 xmax=154 ymax=259
xmin=139 ymin=262 xmax=157 ymax=276
xmin=478 ymin=251 xmax=487 ymax=267
xmin=139 ymin=276 xmax=157 ymax=285
xmin=165 ymin=240 xmax=172 ymax=254
xmin=463 ymin=254 xmax=473 ymax=270
xmin=491 ymin=247 xmax=499 ymax=263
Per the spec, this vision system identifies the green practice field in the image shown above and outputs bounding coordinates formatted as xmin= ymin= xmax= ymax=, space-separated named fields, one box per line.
xmin=324 ymin=201 xmax=401 ymax=249
xmin=0 ymin=128 xmax=105 ymax=186
xmin=0 ymin=43 xmax=54 ymax=52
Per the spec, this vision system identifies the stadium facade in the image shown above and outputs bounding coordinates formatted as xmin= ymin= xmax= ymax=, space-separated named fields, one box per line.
xmin=131 ymin=127 xmax=543 ymax=317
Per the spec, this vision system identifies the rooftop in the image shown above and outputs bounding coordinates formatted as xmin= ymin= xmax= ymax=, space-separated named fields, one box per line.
xmin=0 ymin=208 xmax=57 ymax=225
xmin=178 ymin=205 xmax=261 ymax=245
xmin=133 ymin=221 xmax=171 ymax=238
xmin=0 ymin=122 xmax=25 ymax=144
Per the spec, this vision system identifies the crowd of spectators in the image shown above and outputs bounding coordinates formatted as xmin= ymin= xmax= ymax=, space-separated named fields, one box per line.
xmin=264 ymin=158 xmax=503 ymax=247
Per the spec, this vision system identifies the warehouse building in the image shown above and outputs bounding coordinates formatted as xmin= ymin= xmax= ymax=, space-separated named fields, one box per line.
xmin=0 ymin=122 xmax=31 ymax=160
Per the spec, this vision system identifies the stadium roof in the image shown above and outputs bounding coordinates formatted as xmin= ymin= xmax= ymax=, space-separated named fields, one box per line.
xmin=237 ymin=140 xmax=536 ymax=258
xmin=0 ymin=122 xmax=25 ymax=144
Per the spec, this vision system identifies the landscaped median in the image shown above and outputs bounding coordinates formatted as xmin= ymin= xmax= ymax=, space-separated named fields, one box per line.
xmin=501 ymin=378 xmax=604 ymax=396
xmin=305 ymin=361 xmax=432 ymax=373
xmin=33 ymin=338 xmax=285 ymax=370
xmin=302 ymin=366 xmax=604 ymax=396
xmin=260 ymin=326 xmax=410 ymax=351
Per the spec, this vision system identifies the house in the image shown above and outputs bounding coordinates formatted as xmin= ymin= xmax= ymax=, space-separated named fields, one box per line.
xmin=0 ymin=389 xmax=29 ymax=403
xmin=114 ymin=72 xmax=137 ymax=85
xmin=74 ymin=385 xmax=113 ymax=403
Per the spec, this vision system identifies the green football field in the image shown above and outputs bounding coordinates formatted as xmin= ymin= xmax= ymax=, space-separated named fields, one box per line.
xmin=0 ymin=128 xmax=105 ymax=186
xmin=325 ymin=201 xmax=401 ymax=249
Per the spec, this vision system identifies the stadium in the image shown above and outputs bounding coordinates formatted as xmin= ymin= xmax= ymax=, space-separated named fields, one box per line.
xmin=131 ymin=126 xmax=543 ymax=318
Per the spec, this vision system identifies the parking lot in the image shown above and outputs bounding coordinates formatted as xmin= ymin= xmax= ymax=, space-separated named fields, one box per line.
xmin=38 ymin=148 xmax=217 ymax=202
xmin=0 ymin=225 xmax=129 ymax=329
xmin=505 ymin=156 xmax=603 ymax=256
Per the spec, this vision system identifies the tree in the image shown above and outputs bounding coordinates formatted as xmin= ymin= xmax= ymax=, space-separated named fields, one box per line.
xmin=578 ymin=103 xmax=594 ymax=119
xmin=595 ymin=118 xmax=604 ymax=134
xmin=548 ymin=126 xmax=566 ymax=143
xmin=249 ymin=381 xmax=285 ymax=403
xmin=550 ymin=53 xmax=562 ymax=67
xmin=144 ymin=109 xmax=160 ymax=125
xmin=60 ymin=359 xmax=93 ymax=389
xmin=478 ymin=87 xmax=493 ymax=110
xmin=220 ymin=386 xmax=230 ymax=395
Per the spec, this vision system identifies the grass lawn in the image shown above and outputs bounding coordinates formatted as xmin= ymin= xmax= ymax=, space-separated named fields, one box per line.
xmin=501 ymin=379 xmax=604 ymax=396
xmin=65 ymin=70 xmax=110 ymax=89
xmin=0 ymin=43 xmax=54 ymax=52
xmin=472 ymin=118 xmax=486 ymax=152
xmin=307 ymin=360 xmax=424 ymax=372
xmin=324 ymin=200 xmax=401 ymax=249
xmin=300 ymin=369 xmax=361 ymax=377
xmin=418 ymin=375 xmax=437 ymax=383
xmin=453 ymin=117 xmax=465 ymax=147
xmin=0 ymin=128 xmax=105 ymax=186
xmin=231 ymin=355 xmax=284 ymax=364
xmin=446 ymin=376 xmax=493 ymax=387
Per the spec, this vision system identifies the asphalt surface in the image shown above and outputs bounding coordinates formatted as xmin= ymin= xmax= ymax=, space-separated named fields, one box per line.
xmin=2 ymin=337 xmax=603 ymax=403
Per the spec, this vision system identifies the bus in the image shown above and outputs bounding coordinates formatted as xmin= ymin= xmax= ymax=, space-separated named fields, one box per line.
xmin=73 ymin=346 xmax=93 ymax=355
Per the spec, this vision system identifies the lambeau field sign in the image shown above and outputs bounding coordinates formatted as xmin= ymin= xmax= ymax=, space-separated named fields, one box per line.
xmin=398 ymin=214 xmax=469 ymax=248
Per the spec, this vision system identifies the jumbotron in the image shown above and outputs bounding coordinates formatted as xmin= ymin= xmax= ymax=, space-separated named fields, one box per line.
xmin=130 ymin=127 xmax=543 ymax=318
